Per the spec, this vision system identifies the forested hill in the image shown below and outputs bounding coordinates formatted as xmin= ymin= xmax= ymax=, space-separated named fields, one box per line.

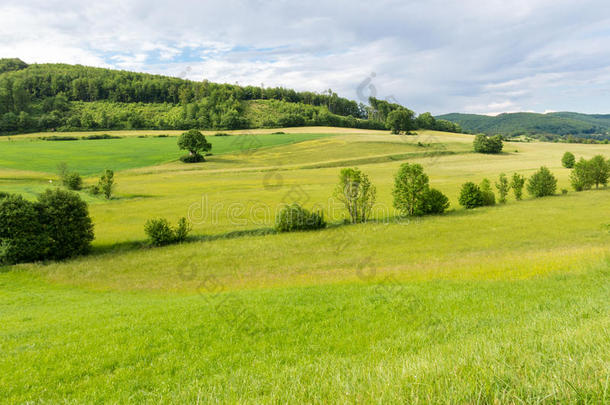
xmin=437 ymin=112 xmax=610 ymax=142
xmin=0 ymin=58 xmax=461 ymax=135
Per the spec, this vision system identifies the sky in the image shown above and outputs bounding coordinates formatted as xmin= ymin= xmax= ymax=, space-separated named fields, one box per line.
xmin=2 ymin=0 xmax=610 ymax=115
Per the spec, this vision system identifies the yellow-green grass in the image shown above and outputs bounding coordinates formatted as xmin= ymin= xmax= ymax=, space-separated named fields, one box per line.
xmin=1 ymin=128 xmax=609 ymax=403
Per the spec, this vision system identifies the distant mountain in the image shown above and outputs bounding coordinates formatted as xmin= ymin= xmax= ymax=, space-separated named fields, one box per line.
xmin=437 ymin=112 xmax=610 ymax=141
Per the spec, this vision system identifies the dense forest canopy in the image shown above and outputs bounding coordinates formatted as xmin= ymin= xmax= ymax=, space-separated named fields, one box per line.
xmin=0 ymin=58 xmax=461 ymax=134
xmin=438 ymin=112 xmax=610 ymax=142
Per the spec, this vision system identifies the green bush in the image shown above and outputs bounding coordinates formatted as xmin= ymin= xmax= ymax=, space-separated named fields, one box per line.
xmin=97 ymin=169 xmax=115 ymax=199
xmin=0 ymin=194 xmax=48 ymax=264
xmin=479 ymin=179 xmax=496 ymax=206
xmin=334 ymin=168 xmax=376 ymax=224
xmin=275 ymin=204 xmax=326 ymax=232
xmin=392 ymin=163 xmax=430 ymax=216
xmin=422 ymin=188 xmax=450 ymax=215
xmin=459 ymin=182 xmax=484 ymax=209
xmin=510 ymin=173 xmax=526 ymax=200
xmin=63 ymin=172 xmax=83 ymax=190
xmin=527 ymin=167 xmax=557 ymax=197
xmin=37 ymin=189 xmax=95 ymax=260
xmin=561 ymin=152 xmax=575 ymax=168
xmin=179 ymin=154 xmax=205 ymax=163
xmin=144 ymin=217 xmax=192 ymax=246
xmin=473 ymin=134 xmax=503 ymax=154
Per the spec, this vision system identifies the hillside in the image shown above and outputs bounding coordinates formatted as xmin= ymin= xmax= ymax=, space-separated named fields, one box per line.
xmin=438 ymin=112 xmax=610 ymax=142
xmin=0 ymin=59 xmax=462 ymax=135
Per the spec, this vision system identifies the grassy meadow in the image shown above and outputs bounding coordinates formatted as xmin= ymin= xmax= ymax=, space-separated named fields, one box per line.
xmin=1 ymin=127 xmax=609 ymax=403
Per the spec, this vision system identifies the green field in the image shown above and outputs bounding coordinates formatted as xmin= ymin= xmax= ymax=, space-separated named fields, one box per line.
xmin=1 ymin=128 xmax=609 ymax=403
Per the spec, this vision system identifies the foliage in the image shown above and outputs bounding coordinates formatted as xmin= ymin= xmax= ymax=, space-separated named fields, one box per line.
xmin=561 ymin=152 xmax=575 ymax=168
xmin=96 ymin=169 xmax=115 ymax=199
xmin=479 ymin=179 xmax=496 ymax=206
xmin=275 ymin=203 xmax=326 ymax=232
xmin=458 ymin=182 xmax=485 ymax=209
xmin=334 ymin=167 xmax=376 ymax=223
xmin=179 ymin=154 xmax=205 ymax=163
xmin=63 ymin=172 xmax=83 ymax=190
xmin=144 ymin=217 xmax=191 ymax=246
xmin=495 ymin=173 xmax=509 ymax=203
xmin=510 ymin=173 xmax=526 ymax=200
xmin=386 ymin=108 xmax=416 ymax=134
xmin=177 ymin=129 xmax=211 ymax=162
xmin=473 ymin=134 xmax=503 ymax=154
xmin=438 ymin=111 xmax=610 ymax=141
xmin=392 ymin=163 xmax=430 ymax=216
xmin=527 ymin=167 xmax=557 ymax=197
xmin=588 ymin=155 xmax=610 ymax=188
xmin=571 ymin=155 xmax=610 ymax=190
xmin=0 ymin=194 xmax=47 ymax=264
xmin=421 ymin=188 xmax=450 ymax=215
xmin=36 ymin=189 xmax=95 ymax=260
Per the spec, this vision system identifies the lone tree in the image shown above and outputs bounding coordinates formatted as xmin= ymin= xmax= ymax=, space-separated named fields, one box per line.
xmin=570 ymin=157 xmax=594 ymax=191
xmin=510 ymin=173 xmax=526 ymax=200
xmin=561 ymin=152 xmax=576 ymax=168
xmin=393 ymin=163 xmax=430 ymax=216
xmin=178 ymin=129 xmax=212 ymax=162
xmin=527 ymin=166 xmax=557 ymax=197
xmin=589 ymin=155 xmax=610 ymax=188
xmin=334 ymin=167 xmax=376 ymax=223
xmin=473 ymin=134 xmax=503 ymax=154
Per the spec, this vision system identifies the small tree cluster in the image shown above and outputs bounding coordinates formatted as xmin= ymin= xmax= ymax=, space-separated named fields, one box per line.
xmin=458 ymin=179 xmax=496 ymax=209
xmin=275 ymin=204 xmax=326 ymax=232
xmin=0 ymin=189 xmax=94 ymax=264
xmin=57 ymin=162 xmax=82 ymax=191
xmin=90 ymin=169 xmax=115 ymax=199
xmin=570 ymin=155 xmax=610 ymax=191
xmin=473 ymin=134 xmax=503 ymax=154
xmin=392 ymin=163 xmax=449 ymax=216
xmin=178 ymin=129 xmax=212 ymax=163
xmin=144 ymin=217 xmax=191 ymax=246
xmin=334 ymin=168 xmax=377 ymax=223
xmin=386 ymin=108 xmax=416 ymax=134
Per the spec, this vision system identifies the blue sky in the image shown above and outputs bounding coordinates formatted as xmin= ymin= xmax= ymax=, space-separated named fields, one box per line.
xmin=2 ymin=0 xmax=610 ymax=115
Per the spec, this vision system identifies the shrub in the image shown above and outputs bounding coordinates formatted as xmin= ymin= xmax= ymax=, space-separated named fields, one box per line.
xmin=179 ymin=154 xmax=205 ymax=163
xmin=392 ymin=163 xmax=430 ymax=216
xmin=0 ymin=194 xmax=48 ymax=264
xmin=214 ymin=132 xmax=229 ymax=136
xmin=421 ymin=188 xmax=450 ymax=215
xmin=479 ymin=179 xmax=496 ymax=206
xmin=82 ymin=134 xmax=122 ymax=140
xmin=145 ymin=217 xmax=192 ymax=246
xmin=561 ymin=188 xmax=568 ymax=195
xmin=37 ymin=189 xmax=95 ymax=260
xmin=40 ymin=135 xmax=78 ymax=141
xmin=334 ymin=167 xmax=376 ymax=223
xmin=459 ymin=182 xmax=484 ymax=209
xmin=473 ymin=134 xmax=503 ymax=154
xmin=63 ymin=172 xmax=83 ymax=190
xmin=561 ymin=152 xmax=575 ymax=168
xmin=275 ymin=204 xmax=326 ymax=232
xmin=589 ymin=155 xmax=609 ymax=188
xmin=527 ymin=166 xmax=557 ymax=197
xmin=510 ymin=173 xmax=526 ymax=200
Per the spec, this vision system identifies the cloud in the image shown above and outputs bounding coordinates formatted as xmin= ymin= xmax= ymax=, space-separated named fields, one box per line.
xmin=2 ymin=0 xmax=610 ymax=114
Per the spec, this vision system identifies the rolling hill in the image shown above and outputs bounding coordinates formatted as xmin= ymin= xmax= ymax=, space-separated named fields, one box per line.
xmin=437 ymin=112 xmax=610 ymax=141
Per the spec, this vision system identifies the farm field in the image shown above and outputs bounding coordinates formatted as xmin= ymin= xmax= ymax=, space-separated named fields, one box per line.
xmin=1 ymin=127 xmax=609 ymax=403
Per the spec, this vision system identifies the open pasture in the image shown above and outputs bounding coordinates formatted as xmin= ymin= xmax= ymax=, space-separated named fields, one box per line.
xmin=1 ymin=128 xmax=609 ymax=403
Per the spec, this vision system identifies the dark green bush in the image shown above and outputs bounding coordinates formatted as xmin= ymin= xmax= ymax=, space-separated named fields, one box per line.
xmin=473 ymin=134 xmax=503 ymax=154
xmin=479 ymin=179 xmax=496 ymax=206
xmin=144 ymin=217 xmax=192 ymax=246
xmin=179 ymin=154 xmax=205 ymax=163
xmin=40 ymin=135 xmax=78 ymax=141
xmin=214 ymin=132 xmax=229 ymax=136
xmin=422 ymin=188 xmax=450 ymax=214
xmin=275 ymin=204 xmax=326 ymax=232
xmin=561 ymin=152 xmax=575 ymax=168
xmin=459 ymin=182 xmax=485 ymax=209
xmin=82 ymin=134 xmax=122 ymax=140
xmin=0 ymin=194 xmax=48 ymax=264
xmin=37 ymin=189 xmax=95 ymax=260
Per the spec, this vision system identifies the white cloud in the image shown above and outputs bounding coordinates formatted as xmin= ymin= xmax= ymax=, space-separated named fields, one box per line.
xmin=2 ymin=0 xmax=610 ymax=114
